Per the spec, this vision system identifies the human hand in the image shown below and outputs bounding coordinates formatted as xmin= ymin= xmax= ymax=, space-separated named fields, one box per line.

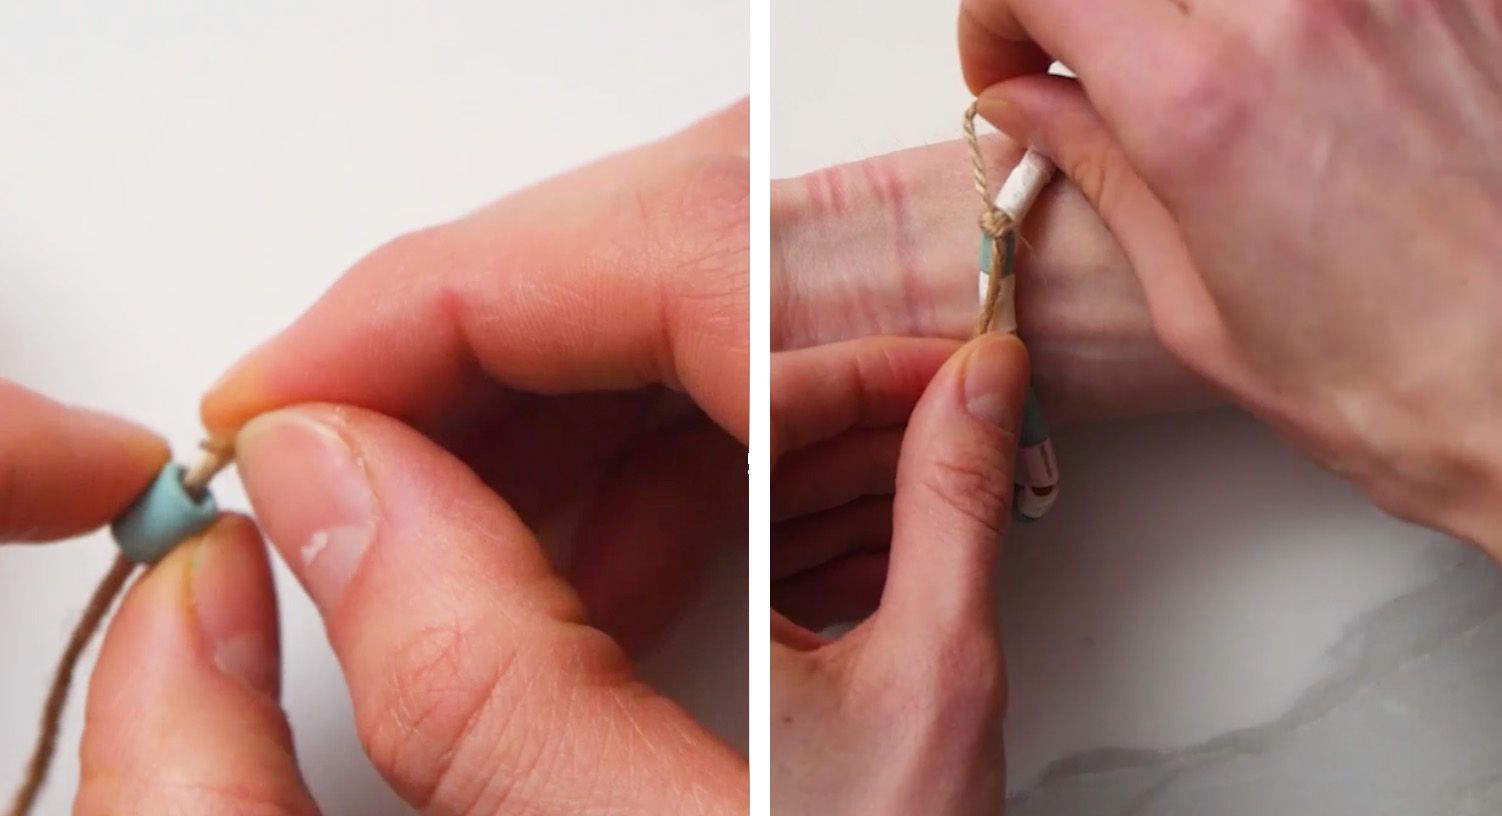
xmin=772 ymin=332 xmax=1028 ymax=814
xmin=209 ymin=100 xmax=749 ymax=654
xmin=960 ymin=0 xmax=1502 ymax=553
xmin=76 ymin=409 xmax=746 ymax=815
xmin=73 ymin=102 xmax=750 ymax=814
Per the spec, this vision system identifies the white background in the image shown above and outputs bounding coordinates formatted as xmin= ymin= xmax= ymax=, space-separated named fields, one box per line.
xmin=774 ymin=0 xmax=1490 ymax=807
xmin=0 ymin=3 xmax=746 ymax=813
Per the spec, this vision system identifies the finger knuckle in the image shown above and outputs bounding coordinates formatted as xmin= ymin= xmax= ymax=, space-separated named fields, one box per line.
xmin=357 ymin=621 xmax=527 ymax=810
xmin=357 ymin=619 xmax=635 ymax=814
xmin=637 ymin=152 xmax=749 ymax=271
xmin=641 ymin=153 xmax=750 ymax=381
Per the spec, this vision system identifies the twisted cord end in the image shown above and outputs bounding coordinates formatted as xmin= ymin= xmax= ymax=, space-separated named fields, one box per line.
xmin=181 ymin=437 xmax=235 ymax=499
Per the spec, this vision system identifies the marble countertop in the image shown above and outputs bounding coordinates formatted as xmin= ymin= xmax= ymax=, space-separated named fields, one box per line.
xmin=1002 ymin=410 xmax=1502 ymax=814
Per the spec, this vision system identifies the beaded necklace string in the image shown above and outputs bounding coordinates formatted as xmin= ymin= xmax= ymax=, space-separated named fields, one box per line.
xmin=964 ymin=102 xmax=1060 ymax=522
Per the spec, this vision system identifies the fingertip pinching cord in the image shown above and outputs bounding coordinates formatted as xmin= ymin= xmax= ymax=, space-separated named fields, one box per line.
xmin=964 ymin=102 xmax=1060 ymax=522
xmin=5 ymin=438 xmax=234 ymax=816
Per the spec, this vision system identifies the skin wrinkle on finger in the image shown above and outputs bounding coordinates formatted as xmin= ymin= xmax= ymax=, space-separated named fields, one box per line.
xmin=879 ymin=336 xmax=1027 ymax=637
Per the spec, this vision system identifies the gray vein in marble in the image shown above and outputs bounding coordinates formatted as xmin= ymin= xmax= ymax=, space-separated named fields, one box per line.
xmin=1006 ymin=545 xmax=1502 ymax=815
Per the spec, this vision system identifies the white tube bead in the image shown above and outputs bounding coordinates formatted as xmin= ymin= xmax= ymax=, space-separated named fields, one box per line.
xmin=993 ymin=149 xmax=1055 ymax=223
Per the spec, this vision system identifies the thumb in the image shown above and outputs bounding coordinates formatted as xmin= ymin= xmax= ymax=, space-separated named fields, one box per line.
xmin=876 ymin=332 xmax=1029 ymax=637
xmin=235 ymin=405 xmax=746 ymax=813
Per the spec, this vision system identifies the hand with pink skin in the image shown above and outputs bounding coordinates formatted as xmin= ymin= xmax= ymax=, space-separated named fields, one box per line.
xmin=772 ymin=333 xmax=1028 ymax=815
xmin=72 ymin=102 xmax=751 ymax=815
xmin=960 ymin=0 xmax=1502 ymax=555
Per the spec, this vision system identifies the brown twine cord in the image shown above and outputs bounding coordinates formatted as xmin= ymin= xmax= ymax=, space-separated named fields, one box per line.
xmin=5 ymin=438 xmax=234 ymax=816
xmin=4 ymin=554 xmax=133 ymax=816
xmin=182 ymin=437 xmax=235 ymax=500
xmin=964 ymin=100 xmax=1017 ymax=338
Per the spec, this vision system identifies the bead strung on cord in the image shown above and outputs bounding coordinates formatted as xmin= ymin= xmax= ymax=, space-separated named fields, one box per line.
xmin=5 ymin=437 xmax=234 ymax=816
xmin=964 ymin=102 xmax=1060 ymax=521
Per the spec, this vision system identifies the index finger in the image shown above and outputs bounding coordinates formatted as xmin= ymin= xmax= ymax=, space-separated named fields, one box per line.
xmin=0 ymin=381 xmax=169 ymax=542
xmin=203 ymin=101 xmax=748 ymax=442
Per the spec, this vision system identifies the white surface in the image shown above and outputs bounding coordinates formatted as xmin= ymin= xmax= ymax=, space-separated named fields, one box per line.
xmin=776 ymin=3 xmax=1502 ymax=813
xmin=0 ymin=3 xmax=746 ymax=813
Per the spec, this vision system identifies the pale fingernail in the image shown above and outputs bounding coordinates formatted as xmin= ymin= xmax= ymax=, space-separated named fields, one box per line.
xmin=204 ymin=341 xmax=266 ymax=400
xmin=976 ymin=91 xmax=1029 ymax=145
xmin=237 ymin=408 xmax=376 ymax=613
xmin=190 ymin=519 xmax=279 ymax=697
xmin=963 ymin=334 xmax=1026 ymax=429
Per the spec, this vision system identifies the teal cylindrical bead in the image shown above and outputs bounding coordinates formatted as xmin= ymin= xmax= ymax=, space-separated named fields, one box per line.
xmin=978 ymin=230 xmax=1019 ymax=278
xmin=110 ymin=463 xmax=217 ymax=565
xmin=1020 ymin=390 xmax=1050 ymax=447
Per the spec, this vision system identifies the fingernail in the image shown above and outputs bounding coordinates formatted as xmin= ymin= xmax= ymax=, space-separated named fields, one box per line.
xmin=975 ymin=90 xmax=1029 ymax=146
xmin=189 ymin=519 xmax=279 ymax=697
xmin=963 ymin=335 xmax=1025 ymax=429
xmin=237 ymin=408 xmax=376 ymax=613
xmin=200 ymin=347 xmax=268 ymax=436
